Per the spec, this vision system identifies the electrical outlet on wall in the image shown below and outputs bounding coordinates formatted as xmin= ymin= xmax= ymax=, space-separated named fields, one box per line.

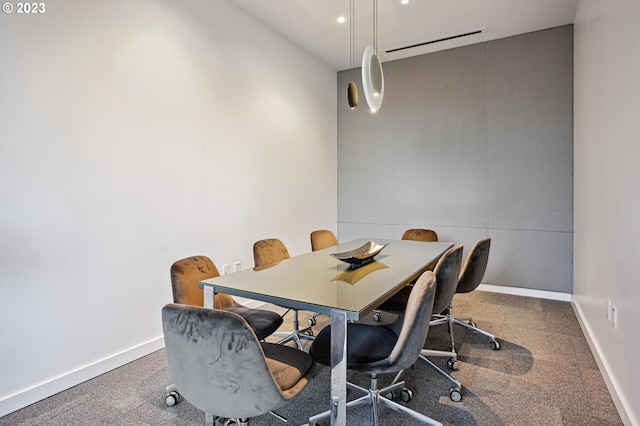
xmin=611 ymin=304 xmax=618 ymax=329
xmin=222 ymin=264 xmax=230 ymax=275
xmin=607 ymin=298 xmax=612 ymax=321
xmin=233 ymin=261 xmax=241 ymax=272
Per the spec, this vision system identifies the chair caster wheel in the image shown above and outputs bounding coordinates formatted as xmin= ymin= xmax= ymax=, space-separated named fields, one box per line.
xmin=447 ymin=357 xmax=459 ymax=370
xmin=468 ymin=320 xmax=477 ymax=328
xmin=400 ymin=387 xmax=413 ymax=402
xmin=165 ymin=391 xmax=180 ymax=406
xmin=307 ymin=317 xmax=316 ymax=326
xmin=490 ymin=340 xmax=501 ymax=350
xmin=449 ymin=387 xmax=462 ymax=402
xmin=373 ymin=312 xmax=381 ymax=322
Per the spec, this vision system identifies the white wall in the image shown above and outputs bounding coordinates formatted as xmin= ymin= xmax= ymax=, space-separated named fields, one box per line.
xmin=0 ymin=0 xmax=337 ymax=415
xmin=573 ymin=1 xmax=640 ymax=424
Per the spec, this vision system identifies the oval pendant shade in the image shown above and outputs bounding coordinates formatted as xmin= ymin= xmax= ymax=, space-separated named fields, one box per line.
xmin=362 ymin=46 xmax=384 ymax=112
xmin=347 ymin=81 xmax=359 ymax=109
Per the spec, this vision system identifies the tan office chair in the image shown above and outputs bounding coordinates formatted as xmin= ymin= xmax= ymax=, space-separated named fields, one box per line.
xmin=401 ymin=228 xmax=439 ymax=242
xmin=162 ymin=304 xmax=316 ymax=426
xmin=310 ymin=229 xmax=338 ymax=251
xmin=402 ymin=228 xmax=439 ymax=272
xmin=307 ymin=271 xmax=441 ymax=426
xmin=166 ymin=255 xmax=283 ymax=406
xmin=371 ymin=228 xmax=439 ymax=322
xmin=253 ymin=238 xmax=315 ymax=350
xmin=431 ymin=237 xmax=500 ymax=351
xmin=308 ymin=229 xmax=338 ymax=326
xmin=378 ymin=245 xmax=465 ymax=401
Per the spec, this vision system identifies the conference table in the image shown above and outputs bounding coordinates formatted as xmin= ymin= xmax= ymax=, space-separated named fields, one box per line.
xmin=199 ymin=238 xmax=452 ymax=426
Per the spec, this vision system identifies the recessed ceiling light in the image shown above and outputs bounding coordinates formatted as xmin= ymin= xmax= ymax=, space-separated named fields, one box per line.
xmin=337 ymin=16 xmax=346 ymax=24
xmin=401 ymin=0 xmax=409 ymax=4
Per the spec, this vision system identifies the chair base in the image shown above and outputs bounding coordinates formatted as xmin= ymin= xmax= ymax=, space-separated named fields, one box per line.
xmin=431 ymin=307 xmax=500 ymax=352
xmin=452 ymin=316 xmax=499 ymax=347
xmin=309 ymin=374 xmax=442 ymax=426
xmin=204 ymin=410 xmax=287 ymax=425
xmin=418 ymin=354 xmax=462 ymax=401
xmin=205 ymin=414 xmax=247 ymax=426
xmin=307 ymin=311 xmax=326 ymax=326
xmin=274 ymin=329 xmax=315 ymax=350
xmin=390 ymin=350 xmax=463 ymax=403
xmin=273 ymin=310 xmax=315 ymax=350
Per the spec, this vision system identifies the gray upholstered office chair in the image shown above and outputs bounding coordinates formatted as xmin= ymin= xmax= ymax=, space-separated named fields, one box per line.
xmin=253 ymin=238 xmax=315 ymax=350
xmin=401 ymin=228 xmax=439 ymax=242
xmin=307 ymin=229 xmax=338 ymax=326
xmin=165 ymin=255 xmax=283 ymax=406
xmin=307 ymin=271 xmax=441 ymax=426
xmin=377 ymin=244 xmax=464 ymax=401
xmin=310 ymin=229 xmax=338 ymax=252
xmin=431 ymin=237 xmax=500 ymax=351
xmin=162 ymin=304 xmax=317 ymax=426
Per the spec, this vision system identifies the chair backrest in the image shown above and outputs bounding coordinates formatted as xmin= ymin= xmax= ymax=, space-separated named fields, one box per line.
xmin=253 ymin=238 xmax=290 ymax=267
xmin=432 ymin=244 xmax=464 ymax=314
xmin=401 ymin=228 xmax=438 ymax=242
xmin=170 ymin=256 xmax=236 ymax=309
xmin=388 ymin=271 xmax=437 ymax=369
xmin=457 ymin=237 xmax=491 ymax=294
xmin=162 ymin=304 xmax=286 ymax=419
xmin=310 ymin=230 xmax=338 ymax=251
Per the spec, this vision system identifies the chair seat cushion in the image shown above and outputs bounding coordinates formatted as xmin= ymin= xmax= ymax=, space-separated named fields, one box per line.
xmin=261 ymin=342 xmax=316 ymax=391
xmin=227 ymin=306 xmax=283 ymax=340
xmin=309 ymin=323 xmax=397 ymax=368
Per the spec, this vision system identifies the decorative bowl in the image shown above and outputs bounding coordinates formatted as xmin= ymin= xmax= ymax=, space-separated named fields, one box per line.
xmin=331 ymin=241 xmax=389 ymax=269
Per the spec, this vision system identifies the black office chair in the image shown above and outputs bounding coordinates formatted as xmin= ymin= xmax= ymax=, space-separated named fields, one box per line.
xmin=253 ymin=238 xmax=316 ymax=350
xmin=377 ymin=245 xmax=465 ymax=401
xmin=307 ymin=271 xmax=442 ymax=426
xmin=162 ymin=304 xmax=316 ymax=426
xmin=165 ymin=255 xmax=283 ymax=406
xmin=431 ymin=237 xmax=501 ymax=352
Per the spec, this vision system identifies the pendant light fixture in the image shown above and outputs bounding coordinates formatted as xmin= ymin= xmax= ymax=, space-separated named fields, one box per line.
xmin=362 ymin=0 xmax=384 ymax=112
xmin=347 ymin=0 xmax=358 ymax=109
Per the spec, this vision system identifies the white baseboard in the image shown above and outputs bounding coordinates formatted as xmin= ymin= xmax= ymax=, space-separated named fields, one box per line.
xmin=0 ymin=336 xmax=165 ymax=417
xmin=477 ymin=283 xmax=572 ymax=301
xmin=572 ymin=302 xmax=635 ymax=426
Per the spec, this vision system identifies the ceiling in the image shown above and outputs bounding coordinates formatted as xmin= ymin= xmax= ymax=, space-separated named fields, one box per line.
xmin=231 ymin=0 xmax=580 ymax=71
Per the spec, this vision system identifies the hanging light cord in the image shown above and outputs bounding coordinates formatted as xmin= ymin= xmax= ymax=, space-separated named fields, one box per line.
xmin=350 ymin=0 xmax=355 ymax=74
xmin=373 ymin=0 xmax=378 ymax=52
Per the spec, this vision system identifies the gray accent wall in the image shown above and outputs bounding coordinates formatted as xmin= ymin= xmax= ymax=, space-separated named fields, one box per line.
xmin=338 ymin=25 xmax=573 ymax=293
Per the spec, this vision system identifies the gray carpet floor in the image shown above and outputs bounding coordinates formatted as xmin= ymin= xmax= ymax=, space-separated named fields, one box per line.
xmin=1 ymin=291 xmax=623 ymax=425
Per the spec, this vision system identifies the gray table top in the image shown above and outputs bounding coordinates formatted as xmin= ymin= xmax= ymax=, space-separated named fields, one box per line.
xmin=200 ymin=238 xmax=453 ymax=321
